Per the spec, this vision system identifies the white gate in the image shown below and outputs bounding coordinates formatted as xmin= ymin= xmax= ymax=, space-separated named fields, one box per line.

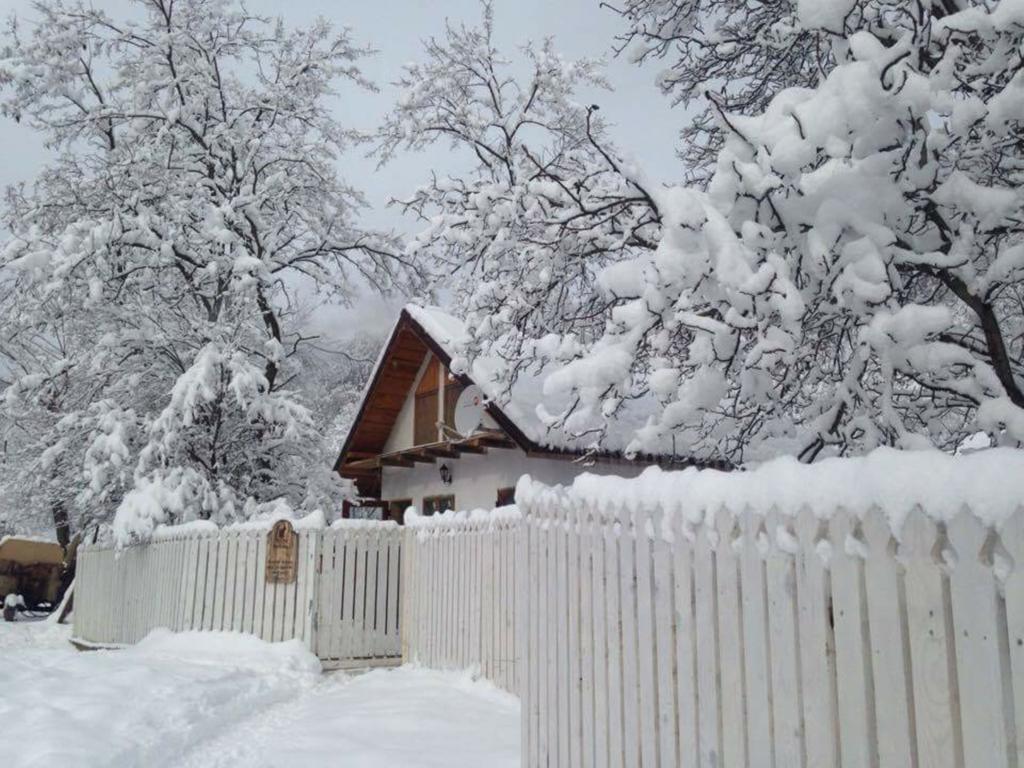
xmin=314 ymin=521 xmax=403 ymax=668
xmin=73 ymin=520 xmax=403 ymax=668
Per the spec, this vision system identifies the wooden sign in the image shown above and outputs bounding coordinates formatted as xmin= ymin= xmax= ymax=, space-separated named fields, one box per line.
xmin=265 ymin=520 xmax=298 ymax=584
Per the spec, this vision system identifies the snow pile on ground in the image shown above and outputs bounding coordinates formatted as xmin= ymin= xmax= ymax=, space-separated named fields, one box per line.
xmin=131 ymin=629 xmax=321 ymax=676
xmin=1 ymin=627 xmax=320 ymax=768
xmin=0 ymin=615 xmax=72 ymax=651
xmin=0 ymin=621 xmax=520 ymax=768
xmin=518 ymin=447 xmax=1024 ymax=534
xmin=181 ymin=666 xmax=520 ymax=768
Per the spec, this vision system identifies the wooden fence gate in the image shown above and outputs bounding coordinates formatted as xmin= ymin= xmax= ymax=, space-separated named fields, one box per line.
xmin=73 ymin=520 xmax=402 ymax=668
xmin=314 ymin=522 xmax=402 ymax=668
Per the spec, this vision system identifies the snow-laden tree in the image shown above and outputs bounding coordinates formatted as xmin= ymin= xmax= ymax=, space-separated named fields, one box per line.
xmin=291 ymin=327 xmax=384 ymax=511
xmin=377 ymin=2 xmax=660 ymax=384
xmin=0 ymin=0 xmax=415 ymax=542
xmin=544 ymin=0 xmax=1024 ymax=462
xmin=606 ymin=0 xmax=832 ymax=179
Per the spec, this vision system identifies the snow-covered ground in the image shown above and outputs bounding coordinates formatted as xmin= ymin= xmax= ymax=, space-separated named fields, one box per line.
xmin=0 ymin=619 xmax=519 ymax=768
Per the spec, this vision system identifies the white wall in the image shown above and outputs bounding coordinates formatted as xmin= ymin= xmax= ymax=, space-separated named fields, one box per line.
xmin=382 ymin=354 xmax=503 ymax=454
xmin=383 ymin=356 xmax=430 ymax=453
xmin=381 ymin=447 xmax=648 ymax=512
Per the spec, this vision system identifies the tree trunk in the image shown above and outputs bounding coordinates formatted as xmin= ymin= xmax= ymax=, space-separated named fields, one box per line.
xmin=51 ymin=500 xmax=70 ymax=550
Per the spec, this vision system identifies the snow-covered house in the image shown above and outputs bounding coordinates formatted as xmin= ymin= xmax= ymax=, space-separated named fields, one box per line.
xmin=334 ymin=305 xmax=717 ymax=520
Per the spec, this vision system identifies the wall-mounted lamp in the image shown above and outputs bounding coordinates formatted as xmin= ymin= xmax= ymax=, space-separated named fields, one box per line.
xmin=439 ymin=463 xmax=452 ymax=486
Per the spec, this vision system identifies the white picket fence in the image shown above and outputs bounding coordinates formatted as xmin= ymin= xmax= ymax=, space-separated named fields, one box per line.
xmin=73 ymin=521 xmax=402 ymax=666
xmin=400 ymin=508 xmax=521 ymax=693
xmin=518 ymin=495 xmax=1024 ymax=768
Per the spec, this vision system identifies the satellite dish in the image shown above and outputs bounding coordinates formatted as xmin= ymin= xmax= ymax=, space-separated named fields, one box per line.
xmin=453 ymin=385 xmax=485 ymax=436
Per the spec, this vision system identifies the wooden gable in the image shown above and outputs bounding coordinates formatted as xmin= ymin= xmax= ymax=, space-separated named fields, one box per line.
xmin=337 ymin=323 xmax=430 ymax=495
xmin=334 ymin=311 xmax=527 ymax=497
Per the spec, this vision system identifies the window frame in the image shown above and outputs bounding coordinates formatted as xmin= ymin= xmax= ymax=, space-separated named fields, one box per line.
xmin=421 ymin=494 xmax=456 ymax=516
xmin=387 ymin=498 xmax=413 ymax=524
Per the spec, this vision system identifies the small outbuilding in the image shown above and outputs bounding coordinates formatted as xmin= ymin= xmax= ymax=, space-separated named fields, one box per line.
xmin=0 ymin=536 xmax=64 ymax=608
xmin=334 ymin=305 xmax=722 ymax=521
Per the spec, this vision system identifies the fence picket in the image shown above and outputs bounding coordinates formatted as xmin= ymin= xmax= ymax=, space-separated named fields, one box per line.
xmin=505 ymin=517 xmax=517 ymax=692
xmin=828 ymin=510 xmax=876 ymax=768
xmin=652 ymin=508 xmax=677 ymax=768
xmin=556 ymin=504 xmax=571 ymax=768
xmin=387 ymin=532 xmax=401 ymax=648
xmin=590 ymin=503 xmax=610 ymax=768
xmin=765 ymin=508 xmax=804 ymax=768
xmin=694 ymin=513 xmax=722 ymax=768
xmin=618 ymin=504 xmax=641 ymax=768
xmin=862 ymin=507 xmax=916 ymax=768
xmin=715 ymin=507 xmax=747 ymax=768
xmin=673 ymin=513 xmax=700 ymax=768
xmin=579 ymin=505 xmax=596 ymax=768
xmin=738 ymin=511 xmax=772 ymax=768
xmin=900 ymin=508 xmax=960 ymax=768
xmin=795 ymin=507 xmax=838 ymax=768
xmin=1000 ymin=508 xmax=1024 ymax=768
xmin=634 ymin=505 xmax=659 ymax=768
xmin=948 ymin=510 xmax=1012 ymax=768
xmin=212 ymin=534 xmax=228 ymax=631
xmin=529 ymin=512 xmax=543 ymax=768
xmin=546 ymin=504 xmax=558 ymax=765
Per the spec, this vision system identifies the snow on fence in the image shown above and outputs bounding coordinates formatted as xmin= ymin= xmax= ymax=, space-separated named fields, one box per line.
xmin=73 ymin=520 xmax=402 ymax=667
xmin=400 ymin=507 xmax=521 ymax=693
xmin=517 ymin=451 xmax=1024 ymax=768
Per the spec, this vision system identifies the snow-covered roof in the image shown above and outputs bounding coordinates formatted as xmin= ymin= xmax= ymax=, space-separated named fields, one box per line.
xmin=0 ymin=536 xmax=63 ymax=565
xmin=403 ymin=304 xmax=684 ymax=459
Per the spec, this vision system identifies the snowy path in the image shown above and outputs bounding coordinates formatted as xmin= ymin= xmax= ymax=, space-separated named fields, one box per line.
xmin=0 ymin=621 xmax=519 ymax=768
xmin=178 ymin=667 xmax=520 ymax=768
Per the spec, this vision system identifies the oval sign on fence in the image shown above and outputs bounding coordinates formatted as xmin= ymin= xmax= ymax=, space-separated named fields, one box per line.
xmin=266 ymin=520 xmax=298 ymax=584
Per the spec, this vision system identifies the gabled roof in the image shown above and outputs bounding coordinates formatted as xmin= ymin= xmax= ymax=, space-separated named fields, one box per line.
xmin=334 ymin=305 xmax=723 ymax=483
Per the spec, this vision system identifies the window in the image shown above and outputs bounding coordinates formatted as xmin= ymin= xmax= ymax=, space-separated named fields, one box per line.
xmin=496 ymin=487 xmax=516 ymax=507
xmin=387 ymin=499 xmax=412 ymax=524
xmin=422 ymin=495 xmax=455 ymax=516
xmin=346 ymin=502 xmax=386 ymax=521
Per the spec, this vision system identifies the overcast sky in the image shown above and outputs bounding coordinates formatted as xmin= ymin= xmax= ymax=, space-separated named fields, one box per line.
xmin=0 ymin=0 xmax=687 ymax=334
